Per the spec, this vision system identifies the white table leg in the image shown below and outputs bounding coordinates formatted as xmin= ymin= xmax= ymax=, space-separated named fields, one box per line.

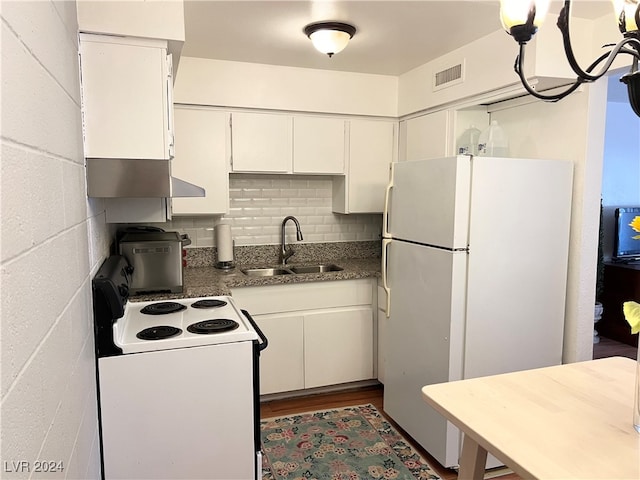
xmin=458 ymin=434 xmax=488 ymax=480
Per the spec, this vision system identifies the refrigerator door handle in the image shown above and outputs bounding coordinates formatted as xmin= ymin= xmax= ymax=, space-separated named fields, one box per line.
xmin=381 ymin=238 xmax=391 ymax=318
xmin=382 ymin=164 xmax=394 ymax=238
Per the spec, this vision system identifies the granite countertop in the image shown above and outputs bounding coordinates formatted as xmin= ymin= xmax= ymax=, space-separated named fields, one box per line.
xmin=129 ymin=255 xmax=381 ymax=302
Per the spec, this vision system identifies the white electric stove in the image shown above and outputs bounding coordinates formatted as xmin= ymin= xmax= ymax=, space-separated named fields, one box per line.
xmin=116 ymin=296 xmax=258 ymax=353
xmin=92 ymin=256 xmax=266 ymax=480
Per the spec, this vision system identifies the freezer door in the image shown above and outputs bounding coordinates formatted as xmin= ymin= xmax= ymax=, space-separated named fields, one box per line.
xmin=382 ymin=239 xmax=467 ymax=468
xmin=388 ymin=156 xmax=471 ymax=249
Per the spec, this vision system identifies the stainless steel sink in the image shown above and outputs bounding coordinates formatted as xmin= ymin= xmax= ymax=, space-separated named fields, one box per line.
xmin=241 ymin=264 xmax=344 ymax=276
xmin=241 ymin=267 xmax=293 ymax=277
xmin=289 ymin=264 xmax=343 ymax=274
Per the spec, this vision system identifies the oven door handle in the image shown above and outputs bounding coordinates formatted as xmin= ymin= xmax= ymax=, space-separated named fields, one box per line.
xmin=241 ymin=310 xmax=268 ymax=352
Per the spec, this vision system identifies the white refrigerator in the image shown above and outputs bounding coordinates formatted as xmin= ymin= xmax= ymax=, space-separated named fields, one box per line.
xmin=380 ymin=155 xmax=573 ymax=468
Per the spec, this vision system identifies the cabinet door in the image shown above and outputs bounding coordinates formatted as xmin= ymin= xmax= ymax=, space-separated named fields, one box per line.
xmin=230 ymin=112 xmax=292 ymax=173
xmin=304 ymin=306 xmax=374 ymax=388
xmin=293 ymin=116 xmax=345 ymax=174
xmin=254 ymin=313 xmax=305 ymax=395
xmin=172 ymin=107 xmax=229 ymax=215
xmin=347 ymin=119 xmax=394 ymax=213
xmin=80 ymin=35 xmax=170 ymax=160
xmin=402 ymin=110 xmax=450 ymax=161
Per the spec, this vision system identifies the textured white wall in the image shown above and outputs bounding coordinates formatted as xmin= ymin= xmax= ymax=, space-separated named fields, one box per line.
xmin=165 ymin=174 xmax=383 ymax=247
xmin=1 ymin=1 xmax=110 ymax=478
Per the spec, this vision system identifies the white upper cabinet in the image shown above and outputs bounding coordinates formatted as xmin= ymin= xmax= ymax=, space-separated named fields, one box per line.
xmin=400 ymin=110 xmax=451 ymax=162
xmin=230 ymin=112 xmax=292 ymax=173
xmin=293 ymin=116 xmax=345 ymax=174
xmin=172 ymin=106 xmax=229 ymax=215
xmin=333 ymin=119 xmax=396 ymax=214
xmin=230 ymin=112 xmax=346 ymax=174
xmin=79 ymin=34 xmax=173 ymax=160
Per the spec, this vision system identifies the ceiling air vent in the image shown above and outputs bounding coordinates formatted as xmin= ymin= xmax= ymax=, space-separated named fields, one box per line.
xmin=433 ymin=61 xmax=464 ymax=92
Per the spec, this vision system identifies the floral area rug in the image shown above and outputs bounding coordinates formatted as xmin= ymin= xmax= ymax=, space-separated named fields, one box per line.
xmin=261 ymin=403 xmax=441 ymax=480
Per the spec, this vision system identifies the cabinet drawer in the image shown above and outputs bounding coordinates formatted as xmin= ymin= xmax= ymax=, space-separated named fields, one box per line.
xmin=231 ymin=279 xmax=373 ymax=315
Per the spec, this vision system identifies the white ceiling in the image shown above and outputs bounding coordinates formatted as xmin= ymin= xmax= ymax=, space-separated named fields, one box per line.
xmin=181 ymin=0 xmax=615 ymax=76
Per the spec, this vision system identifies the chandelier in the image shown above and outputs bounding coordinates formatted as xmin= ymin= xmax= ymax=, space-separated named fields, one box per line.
xmin=500 ymin=0 xmax=640 ymax=116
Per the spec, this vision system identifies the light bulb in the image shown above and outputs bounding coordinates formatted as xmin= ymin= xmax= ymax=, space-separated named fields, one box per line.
xmin=309 ymin=29 xmax=351 ymax=57
xmin=612 ymin=0 xmax=639 ymax=33
xmin=500 ymin=0 xmax=550 ymax=31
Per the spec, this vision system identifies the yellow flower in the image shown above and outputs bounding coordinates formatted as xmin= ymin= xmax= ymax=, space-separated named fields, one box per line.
xmin=623 ymin=301 xmax=640 ymax=334
xmin=629 ymin=216 xmax=640 ymax=240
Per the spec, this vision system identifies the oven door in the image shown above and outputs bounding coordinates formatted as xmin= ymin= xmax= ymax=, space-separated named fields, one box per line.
xmin=98 ymin=341 xmax=258 ymax=480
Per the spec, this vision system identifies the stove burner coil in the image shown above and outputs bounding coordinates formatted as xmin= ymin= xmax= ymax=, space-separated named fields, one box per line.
xmin=190 ymin=299 xmax=228 ymax=309
xmin=140 ymin=302 xmax=187 ymax=315
xmin=187 ymin=319 xmax=239 ymax=334
xmin=136 ymin=326 xmax=183 ymax=340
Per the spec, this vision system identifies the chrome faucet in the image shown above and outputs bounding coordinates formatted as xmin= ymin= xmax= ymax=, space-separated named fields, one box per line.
xmin=280 ymin=216 xmax=303 ymax=265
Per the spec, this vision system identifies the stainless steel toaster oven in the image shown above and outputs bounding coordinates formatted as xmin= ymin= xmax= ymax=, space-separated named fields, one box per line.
xmin=118 ymin=231 xmax=184 ymax=294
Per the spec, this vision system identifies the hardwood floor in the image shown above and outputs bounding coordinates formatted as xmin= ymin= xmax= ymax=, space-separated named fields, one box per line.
xmin=260 ymin=384 xmax=384 ymax=419
xmin=260 ymin=337 xmax=637 ymax=480
xmin=593 ymin=335 xmax=638 ymax=360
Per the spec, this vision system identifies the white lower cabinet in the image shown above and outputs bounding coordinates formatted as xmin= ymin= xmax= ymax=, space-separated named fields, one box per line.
xmin=231 ymin=279 xmax=375 ymax=395
xmin=304 ymin=307 xmax=373 ymax=388
xmin=255 ymin=313 xmax=305 ymax=394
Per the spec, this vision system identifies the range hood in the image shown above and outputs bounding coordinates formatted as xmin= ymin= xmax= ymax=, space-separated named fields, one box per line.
xmin=86 ymin=158 xmax=205 ymax=198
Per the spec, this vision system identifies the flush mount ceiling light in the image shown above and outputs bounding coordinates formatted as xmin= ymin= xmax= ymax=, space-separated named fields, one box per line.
xmin=303 ymin=21 xmax=356 ymax=58
xmin=500 ymin=0 xmax=640 ymax=117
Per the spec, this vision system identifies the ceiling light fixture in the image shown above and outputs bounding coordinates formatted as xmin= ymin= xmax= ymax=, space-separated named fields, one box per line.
xmin=303 ymin=21 xmax=356 ymax=58
xmin=500 ymin=0 xmax=640 ymax=117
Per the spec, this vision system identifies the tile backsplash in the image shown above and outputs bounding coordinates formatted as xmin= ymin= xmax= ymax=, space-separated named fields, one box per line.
xmin=164 ymin=174 xmax=383 ymax=247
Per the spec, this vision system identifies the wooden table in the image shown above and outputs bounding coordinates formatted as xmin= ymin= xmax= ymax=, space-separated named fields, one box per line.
xmin=421 ymin=357 xmax=640 ymax=479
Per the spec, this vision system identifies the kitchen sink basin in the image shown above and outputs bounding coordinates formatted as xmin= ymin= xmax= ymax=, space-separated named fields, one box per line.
xmin=289 ymin=264 xmax=343 ymax=274
xmin=241 ymin=267 xmax=293 ymax=277
xmin=241 ymin=264 xmax=344 ymax=277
